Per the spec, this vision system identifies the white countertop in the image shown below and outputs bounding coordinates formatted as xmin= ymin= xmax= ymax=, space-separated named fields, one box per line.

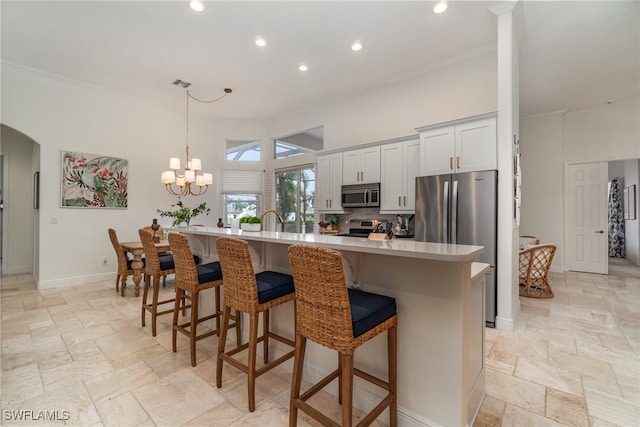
xmin=168 ymin=226 xmax=484 ymax=263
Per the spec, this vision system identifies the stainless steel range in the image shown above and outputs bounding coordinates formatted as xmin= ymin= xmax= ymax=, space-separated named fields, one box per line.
xmin=337 ymin=219 xmax=390 ymax=238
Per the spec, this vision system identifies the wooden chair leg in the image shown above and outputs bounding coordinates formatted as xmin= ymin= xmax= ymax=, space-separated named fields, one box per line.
xmin=338 ymin=355 xmax=343 ymax=404
xmin=189 ymin=289 xmax=199 ymax=367
xmin=141 ymin=274 xmax=150 ymax=327
xmin=263 ymin=309 xmax=270 ymax=364
xmin=214 ymin=286 xmax=221 ymax=334
xmin=248 ymin=312 xmax=259 ymax=412
xmin=116 ymin=274 xmax=121 ymax=293
xmin=289 ymin=334 xmax=306 ymax=427
xmin=120 ymin=276 xmax=127 ymax=297
xmin=172 ymin=287 xmax=181 ymax=353
xmin=340 ymin=353 xmax=354 ymax=427
xmin=216 ymin=306 xmax=231 ymax=388
xmin=151 ymin=274 xmax=160 ymax=337
xmin=235 ymin=310 xmax=242 ymax=347
xmin=389 ymin=324 xmax=398 ymax=427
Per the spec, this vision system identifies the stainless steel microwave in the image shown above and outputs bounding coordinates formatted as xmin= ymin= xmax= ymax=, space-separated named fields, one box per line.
xmin=341 ymin=183 xmax=380 ymax=208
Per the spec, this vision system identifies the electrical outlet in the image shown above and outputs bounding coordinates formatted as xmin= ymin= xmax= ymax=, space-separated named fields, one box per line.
xmin=103 ymin=259 xmax=108 ymax=266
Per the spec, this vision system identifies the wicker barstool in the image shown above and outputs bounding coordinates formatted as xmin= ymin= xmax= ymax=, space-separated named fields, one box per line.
xmin=287 ymin=244 xmax=398 ymax=427
xmin=108 ymin=228 xmax=144 ymax=297
xmin=168 ymin=232 xmax=240 ymax=367
xmin=215 ymin=237 xmax=296 ymax=412
xmin=139 ymin=228 xmax=181 ymax=336
xmin=519 ymin=244 xmax=556 ymax=298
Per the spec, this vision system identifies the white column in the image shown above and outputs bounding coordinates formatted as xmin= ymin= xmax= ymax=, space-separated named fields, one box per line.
xmin=491 ymin=2 xmax=522 ymax=331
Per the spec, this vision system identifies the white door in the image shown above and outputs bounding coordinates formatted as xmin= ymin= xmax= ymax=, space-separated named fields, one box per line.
xmin=565 ymin=162 xmax=608 ymax=274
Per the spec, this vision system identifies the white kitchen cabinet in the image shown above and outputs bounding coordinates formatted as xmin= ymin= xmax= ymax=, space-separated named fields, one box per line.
xmin=342 ymin=146 xmax=380 ymax=185
xmin=419 ymin=116 xmax=496 ymax=176
xmin=380 ymin=138 xmax=420 ymax=212
xmin=316 ymin=153 xmax=344 ymax=213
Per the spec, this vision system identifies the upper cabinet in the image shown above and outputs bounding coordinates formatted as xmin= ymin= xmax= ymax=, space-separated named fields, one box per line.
xmin=342 ymin=146 xmax=381 ymax=185
xmin=380 ymin=138 xmax=420 ymax=213
xmin=418 ymin=116 xmax=496 ymax=176
xmin=316 ymin=153 xmax=344 ymax=213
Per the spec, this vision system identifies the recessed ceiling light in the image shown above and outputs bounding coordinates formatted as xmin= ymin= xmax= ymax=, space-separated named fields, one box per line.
xmin=255 ymin=37 xmax=267 ymax=47
xmin=298 ymin=64 xmax=309 ymax=72
xmin=351 ymin=41 xmax=363 ymax=51
xmin=433 ymin=1 xmax=448 ymax=14
xmin=189 ymin=0 xmax=204 ymax=12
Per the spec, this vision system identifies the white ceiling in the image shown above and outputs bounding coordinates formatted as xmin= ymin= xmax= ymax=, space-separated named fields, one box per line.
xmin=2 ymin=1 xmax=638 ymax=121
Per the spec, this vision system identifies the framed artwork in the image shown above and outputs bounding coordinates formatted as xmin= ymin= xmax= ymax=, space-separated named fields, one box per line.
xmin=61 ymin=151 xmax=128 ymax=208
xmin=624 ymin=185 xmax=636 ymax=220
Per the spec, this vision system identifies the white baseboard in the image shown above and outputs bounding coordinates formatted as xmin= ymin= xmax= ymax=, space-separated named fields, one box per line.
xmin=37 ymin=272 xmax=114 ymax=290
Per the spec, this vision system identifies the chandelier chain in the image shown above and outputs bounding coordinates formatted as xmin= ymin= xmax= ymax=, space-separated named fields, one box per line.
xmin=161 ymin=86 xmax=232 ymax=197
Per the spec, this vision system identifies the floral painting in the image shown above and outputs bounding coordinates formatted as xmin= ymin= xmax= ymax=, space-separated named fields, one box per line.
xmin=61 ymin=151 xmax=128 ymax=208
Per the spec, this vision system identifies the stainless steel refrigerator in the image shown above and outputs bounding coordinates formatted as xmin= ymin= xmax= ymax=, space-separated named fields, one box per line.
xmin=415 ymin=170 xmax=498 ymax=327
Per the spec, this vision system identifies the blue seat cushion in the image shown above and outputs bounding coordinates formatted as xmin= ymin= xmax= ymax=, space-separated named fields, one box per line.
xmin=158 ymin=254 xmax=199 ymax=272
xmin=255 ymin=271 xmax=295 ymax=304
xmin=348 ymin=289 xmax=397 ymax=338
xmin=126 ymin=257 xmax=145 ymax=269
xmin=196 ymin=261 xmax=223 ymax=284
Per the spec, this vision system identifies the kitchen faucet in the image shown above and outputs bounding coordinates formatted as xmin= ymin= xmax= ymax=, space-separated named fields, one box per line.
xmin=260 ymin=209 xmax=285 ymax=231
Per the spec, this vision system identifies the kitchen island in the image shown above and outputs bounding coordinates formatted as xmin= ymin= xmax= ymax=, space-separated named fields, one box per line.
xmin=169 ymin=226 xmax=488 ymax=427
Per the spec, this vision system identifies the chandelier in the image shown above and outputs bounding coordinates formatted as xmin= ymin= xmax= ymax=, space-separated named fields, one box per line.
xmin=161 ymin=85 xmax=232 ymax=196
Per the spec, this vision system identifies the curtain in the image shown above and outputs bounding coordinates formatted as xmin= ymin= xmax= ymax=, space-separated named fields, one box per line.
xmin=262 ymin=170 xmax=276 ymax=231
xmin=608 ymin=178 xmax=625 ymax=257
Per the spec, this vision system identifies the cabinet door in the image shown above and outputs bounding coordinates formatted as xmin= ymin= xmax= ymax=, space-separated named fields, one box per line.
xmin=420 ymin=126 xmax=455 ymax=176
xmin=342 ymin=146 xmax=380 ymax=184
xmin=404 ymin=139 xmax=420 ymax=210
xmin=360 ymin=146 xmax=381 ymax=183
xmin=316 ymin=153 xmax=343 ymax=212
xmin=342 ymin=150 xmax=362 ymax=185
xmin=455 ymin=118 xmax=496 ymax=172
xmin=380 ymin=142 xmax=404 ymax=211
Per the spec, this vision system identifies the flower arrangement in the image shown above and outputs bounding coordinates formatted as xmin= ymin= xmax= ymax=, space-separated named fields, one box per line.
xmin=157 ymin=198 xmax=210 ymax=227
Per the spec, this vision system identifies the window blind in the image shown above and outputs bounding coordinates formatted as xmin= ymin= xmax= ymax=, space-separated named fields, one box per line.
xmin=221 ymin=170 xmax=263 ymax=194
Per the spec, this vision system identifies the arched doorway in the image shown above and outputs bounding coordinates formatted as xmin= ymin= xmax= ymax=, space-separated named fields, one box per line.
xmin=1 ymin=124 xmax=40 ymax=282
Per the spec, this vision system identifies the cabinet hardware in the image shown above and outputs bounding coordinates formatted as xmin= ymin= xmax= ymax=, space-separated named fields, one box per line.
xmin=404 ymin=196 xmax=407 ymax=206
xmin=456 ymin=156 xmax=460 ymax=169
xmin=450 ymin=157 xmax=453 ymax=170
xmin=398 ymin=196 xmax=401 ymax=206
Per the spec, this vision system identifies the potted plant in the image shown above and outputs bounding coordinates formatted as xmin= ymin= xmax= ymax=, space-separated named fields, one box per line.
xmin=330 ymin=215 xmax=340 ymax=231
xmin=239 ymin=215 xmax=262 ymax=231
xmin=157 ymin=198 xmax=211 ymax=227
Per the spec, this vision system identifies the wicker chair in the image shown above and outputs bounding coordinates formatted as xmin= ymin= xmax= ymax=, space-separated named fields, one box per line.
xmin=168 ymin=232 xmax=239 ymax=366
xmin=139 ymin=228 xmax=180 ymax=336
xmin=215 ymin=237 xmax=296 ymax=412
xmin=519 ymin=244 xmax=556 ymax=298
xmin=288 ymin=244 xmax=398 ymax=427
xmin=108 ymin=228 xmax=144 ymax=297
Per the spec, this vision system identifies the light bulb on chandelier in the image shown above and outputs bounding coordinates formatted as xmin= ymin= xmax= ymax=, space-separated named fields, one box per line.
xmin=162 ymin=85 xmax=232 ymax=196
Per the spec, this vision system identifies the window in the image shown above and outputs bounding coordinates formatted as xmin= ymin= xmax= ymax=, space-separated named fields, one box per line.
xmin=221 ymin=170 xmax=263 ymax=225
xmin=273 ymin=126 xmax=323 ymax=160
xmin=224 ymin=194 xmax=260 ymax=225
xmin=226 ymin=139 xmax=261 ymax=161
xmin=275 ymin=166 xmax=315 ymax=233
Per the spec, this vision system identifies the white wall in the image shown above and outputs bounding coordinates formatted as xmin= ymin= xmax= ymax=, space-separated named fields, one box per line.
xmin=1 ymin=125 xmax=35 ymax=275
xmin=623 ymin=159 xmax=639 ymax=265
xmin=267 ymin=51 xmax=498 ymax=152
xmin=520 ymin=112 xmax=564 ymax=269
xmin=1 ymin=63 xmax=266 ymax=287
xmin=519 ymin=101 xmax=640 ymax=271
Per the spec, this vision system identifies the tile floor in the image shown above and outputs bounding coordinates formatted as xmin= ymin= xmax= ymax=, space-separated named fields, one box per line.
xmin=1 ymin=269 xmax=638 ymax=426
